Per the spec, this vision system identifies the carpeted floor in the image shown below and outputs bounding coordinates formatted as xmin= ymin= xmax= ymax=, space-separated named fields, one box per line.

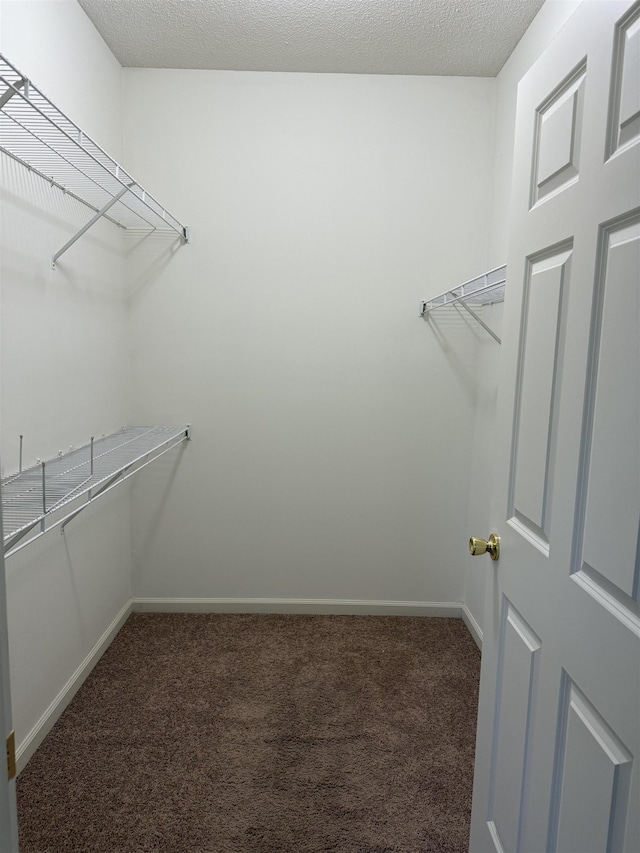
xmin=17 ymin=614 xmax=481 ymax=853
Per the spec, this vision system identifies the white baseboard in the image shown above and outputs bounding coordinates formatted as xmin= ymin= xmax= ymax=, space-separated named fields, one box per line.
xmin=461 ymin=604 xmax=483 ymax=650
xmin=132 ymin=597 xmax=464 ymax=618
xmin=133 ymin=598 xmax=482 ymax=645
xmin=16 ymin=599 xmax=133 ymax=775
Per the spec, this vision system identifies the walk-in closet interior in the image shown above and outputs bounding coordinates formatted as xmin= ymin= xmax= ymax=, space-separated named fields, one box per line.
xmin=1 ymin=0 xmax=638 ymax=850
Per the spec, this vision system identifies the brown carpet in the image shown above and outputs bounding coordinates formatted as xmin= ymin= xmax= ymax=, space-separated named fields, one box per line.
xmin=17 ymin=614 xmax=480 ymax=853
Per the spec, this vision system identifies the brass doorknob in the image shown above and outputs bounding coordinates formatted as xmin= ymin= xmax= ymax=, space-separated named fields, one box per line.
xmin=469 ymin=533 xmax=500 ymax=561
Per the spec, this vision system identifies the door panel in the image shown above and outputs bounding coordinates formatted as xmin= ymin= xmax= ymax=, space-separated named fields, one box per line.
xmin=0 ymin=506 xmax=18 ymax=849
xmin=549 ymin=674 xmax=633 ymax=853
xmin=576 ymin=215 xmax=640 ymax=606
xmin=531 ymin=64 xmax=585 ymax=206
xmin=607 ymin=5 xmax=640 ymax=155
xmin=470 ymin=3 xmax=640 ymax=851
xmin=486 ymin=600 xmax=541 ymax=853
xmin=510 ymin=245 xmax=572 ymax=551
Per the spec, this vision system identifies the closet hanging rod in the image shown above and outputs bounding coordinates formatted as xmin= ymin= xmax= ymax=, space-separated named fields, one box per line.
xmin=0 ymin=53 xmax=189 ymax=264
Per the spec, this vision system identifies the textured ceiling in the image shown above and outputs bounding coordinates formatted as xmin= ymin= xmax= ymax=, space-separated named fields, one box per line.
xmin=77 ymin=0 xmax=546 ymax=76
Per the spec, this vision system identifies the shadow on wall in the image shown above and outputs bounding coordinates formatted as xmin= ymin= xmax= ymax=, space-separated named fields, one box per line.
xmin=0 ymin=161 xmax=125 ymax=299
xmin=131 ymin=442 xmax=190 ymax=579
xmin=125 ymin=229 xmax=185 ymax=305
xmin=424 ymin=307 xmax=490 ymax=405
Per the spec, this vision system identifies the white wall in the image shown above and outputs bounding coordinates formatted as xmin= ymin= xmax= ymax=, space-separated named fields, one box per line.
xmin=0 ymin=0 xmax=588 ymax=763
xmin=463 ymin=0 xmax=583 ymax=637
xmin=124 ymin=70 xmax=496 ymax=607
xmin=0 ymin=0 xmax=131 ymax=759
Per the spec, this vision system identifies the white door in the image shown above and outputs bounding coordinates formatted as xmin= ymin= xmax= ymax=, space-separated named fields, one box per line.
xmin=0 ymin=513 xmax=18 ymax=849
xmin=470 ymin=2 xmax=640 ymax=851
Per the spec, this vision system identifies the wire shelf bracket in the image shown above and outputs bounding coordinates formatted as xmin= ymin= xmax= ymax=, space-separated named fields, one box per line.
xmin=420 ymin=265 xmax=506 ymax=344
xmin=0 ymin=52 xmax=189 ymax=268
xmin=1 ymin=425 xmax=191 ymax=558
xmin=51 ymin=183 xmax=133 ymax=268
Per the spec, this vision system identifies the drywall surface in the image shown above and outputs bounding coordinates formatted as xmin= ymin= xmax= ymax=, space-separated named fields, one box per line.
xmin=124 ymin=69 xmax=495 ymax=605
xmin=0 ymin=0 xmax=131 ymax=749
xmin=463 ymin=0 xmax=583 ymax=638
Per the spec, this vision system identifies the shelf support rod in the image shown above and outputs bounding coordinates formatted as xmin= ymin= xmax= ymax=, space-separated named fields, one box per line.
xmin=458 ymin=299 xmax=502 ymax=345
xmin=3 ymin=519 xmax=41 ymax=556
xmin=60 ymin=472 xmax=124 ymax=534
xmin=41 ymin=462 xmax=46 ymax=530
xmin=0 ymin=76 xmax=26 ymax=109
xmin=51 ymin=183 xmax=133 ymax=269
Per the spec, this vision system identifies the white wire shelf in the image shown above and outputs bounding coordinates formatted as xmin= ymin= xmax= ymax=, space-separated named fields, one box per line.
xmin=0 ymin=53 xmax=189 ymax=267
xmin=420 ymin=265 xmax=506 ymax=344
xmin=1 ymin=425 xmax=190 ymax=558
